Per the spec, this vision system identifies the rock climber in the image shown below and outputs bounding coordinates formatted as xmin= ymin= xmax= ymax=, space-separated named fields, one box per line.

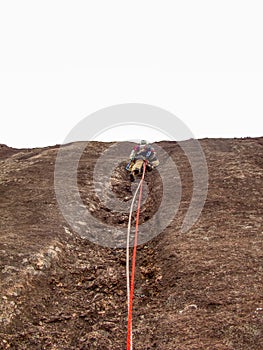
xmin=126 ymin=140 xmax=160 ymax=181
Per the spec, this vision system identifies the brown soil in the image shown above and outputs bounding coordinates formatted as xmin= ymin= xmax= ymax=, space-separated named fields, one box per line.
xmin=0 ymin=138 xmax=262 ymax=349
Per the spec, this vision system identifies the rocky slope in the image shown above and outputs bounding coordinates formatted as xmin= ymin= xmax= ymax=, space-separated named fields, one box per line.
xmin=0 ymin=138 xmax=262 ymax=350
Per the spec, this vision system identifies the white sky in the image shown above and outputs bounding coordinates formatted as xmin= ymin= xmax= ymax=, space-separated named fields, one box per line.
xmin=0 ymin=1 xmax=263 ymax=148
xmin=92 ymin=125 xmax=173 ymax=143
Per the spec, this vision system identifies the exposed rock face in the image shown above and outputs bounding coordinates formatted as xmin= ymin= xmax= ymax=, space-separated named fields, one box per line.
xmin=0 ymin=138 xmax=262 ymax=349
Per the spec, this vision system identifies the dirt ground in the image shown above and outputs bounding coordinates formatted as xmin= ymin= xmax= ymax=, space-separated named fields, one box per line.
xmin=0 ymin=138 xmax=262 ymax=349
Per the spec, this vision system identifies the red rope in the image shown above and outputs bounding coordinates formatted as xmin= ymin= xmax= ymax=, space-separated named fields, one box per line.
xmin=127 ymin=162 xmax=147 ymax=350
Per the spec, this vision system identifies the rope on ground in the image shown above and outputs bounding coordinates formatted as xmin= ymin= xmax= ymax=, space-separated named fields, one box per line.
xmin=126 ymin=177 xmax=143 ymax=314
xmin=126 ymin=162 xmax=147 ymax=350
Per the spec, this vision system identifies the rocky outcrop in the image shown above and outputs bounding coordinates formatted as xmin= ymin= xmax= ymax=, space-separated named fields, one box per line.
xmin=0 ymin=138 xmax=262 ymax=349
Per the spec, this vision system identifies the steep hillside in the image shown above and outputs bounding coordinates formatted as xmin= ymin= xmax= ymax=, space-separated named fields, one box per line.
xmin=0 ymin=138 xmax=262 ymax=349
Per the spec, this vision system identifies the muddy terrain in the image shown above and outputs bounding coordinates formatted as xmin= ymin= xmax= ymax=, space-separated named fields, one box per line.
xmin=0 ymin=138 xmax=262 ymax=349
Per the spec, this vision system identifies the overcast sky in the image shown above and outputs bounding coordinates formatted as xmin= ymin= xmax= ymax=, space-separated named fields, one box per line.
xmin=0 ymin=1 xmax=263 ymax=148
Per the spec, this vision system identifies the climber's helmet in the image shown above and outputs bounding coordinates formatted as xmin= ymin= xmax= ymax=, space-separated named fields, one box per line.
xmin=140 ymin=140 xmax=147 ymax=145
